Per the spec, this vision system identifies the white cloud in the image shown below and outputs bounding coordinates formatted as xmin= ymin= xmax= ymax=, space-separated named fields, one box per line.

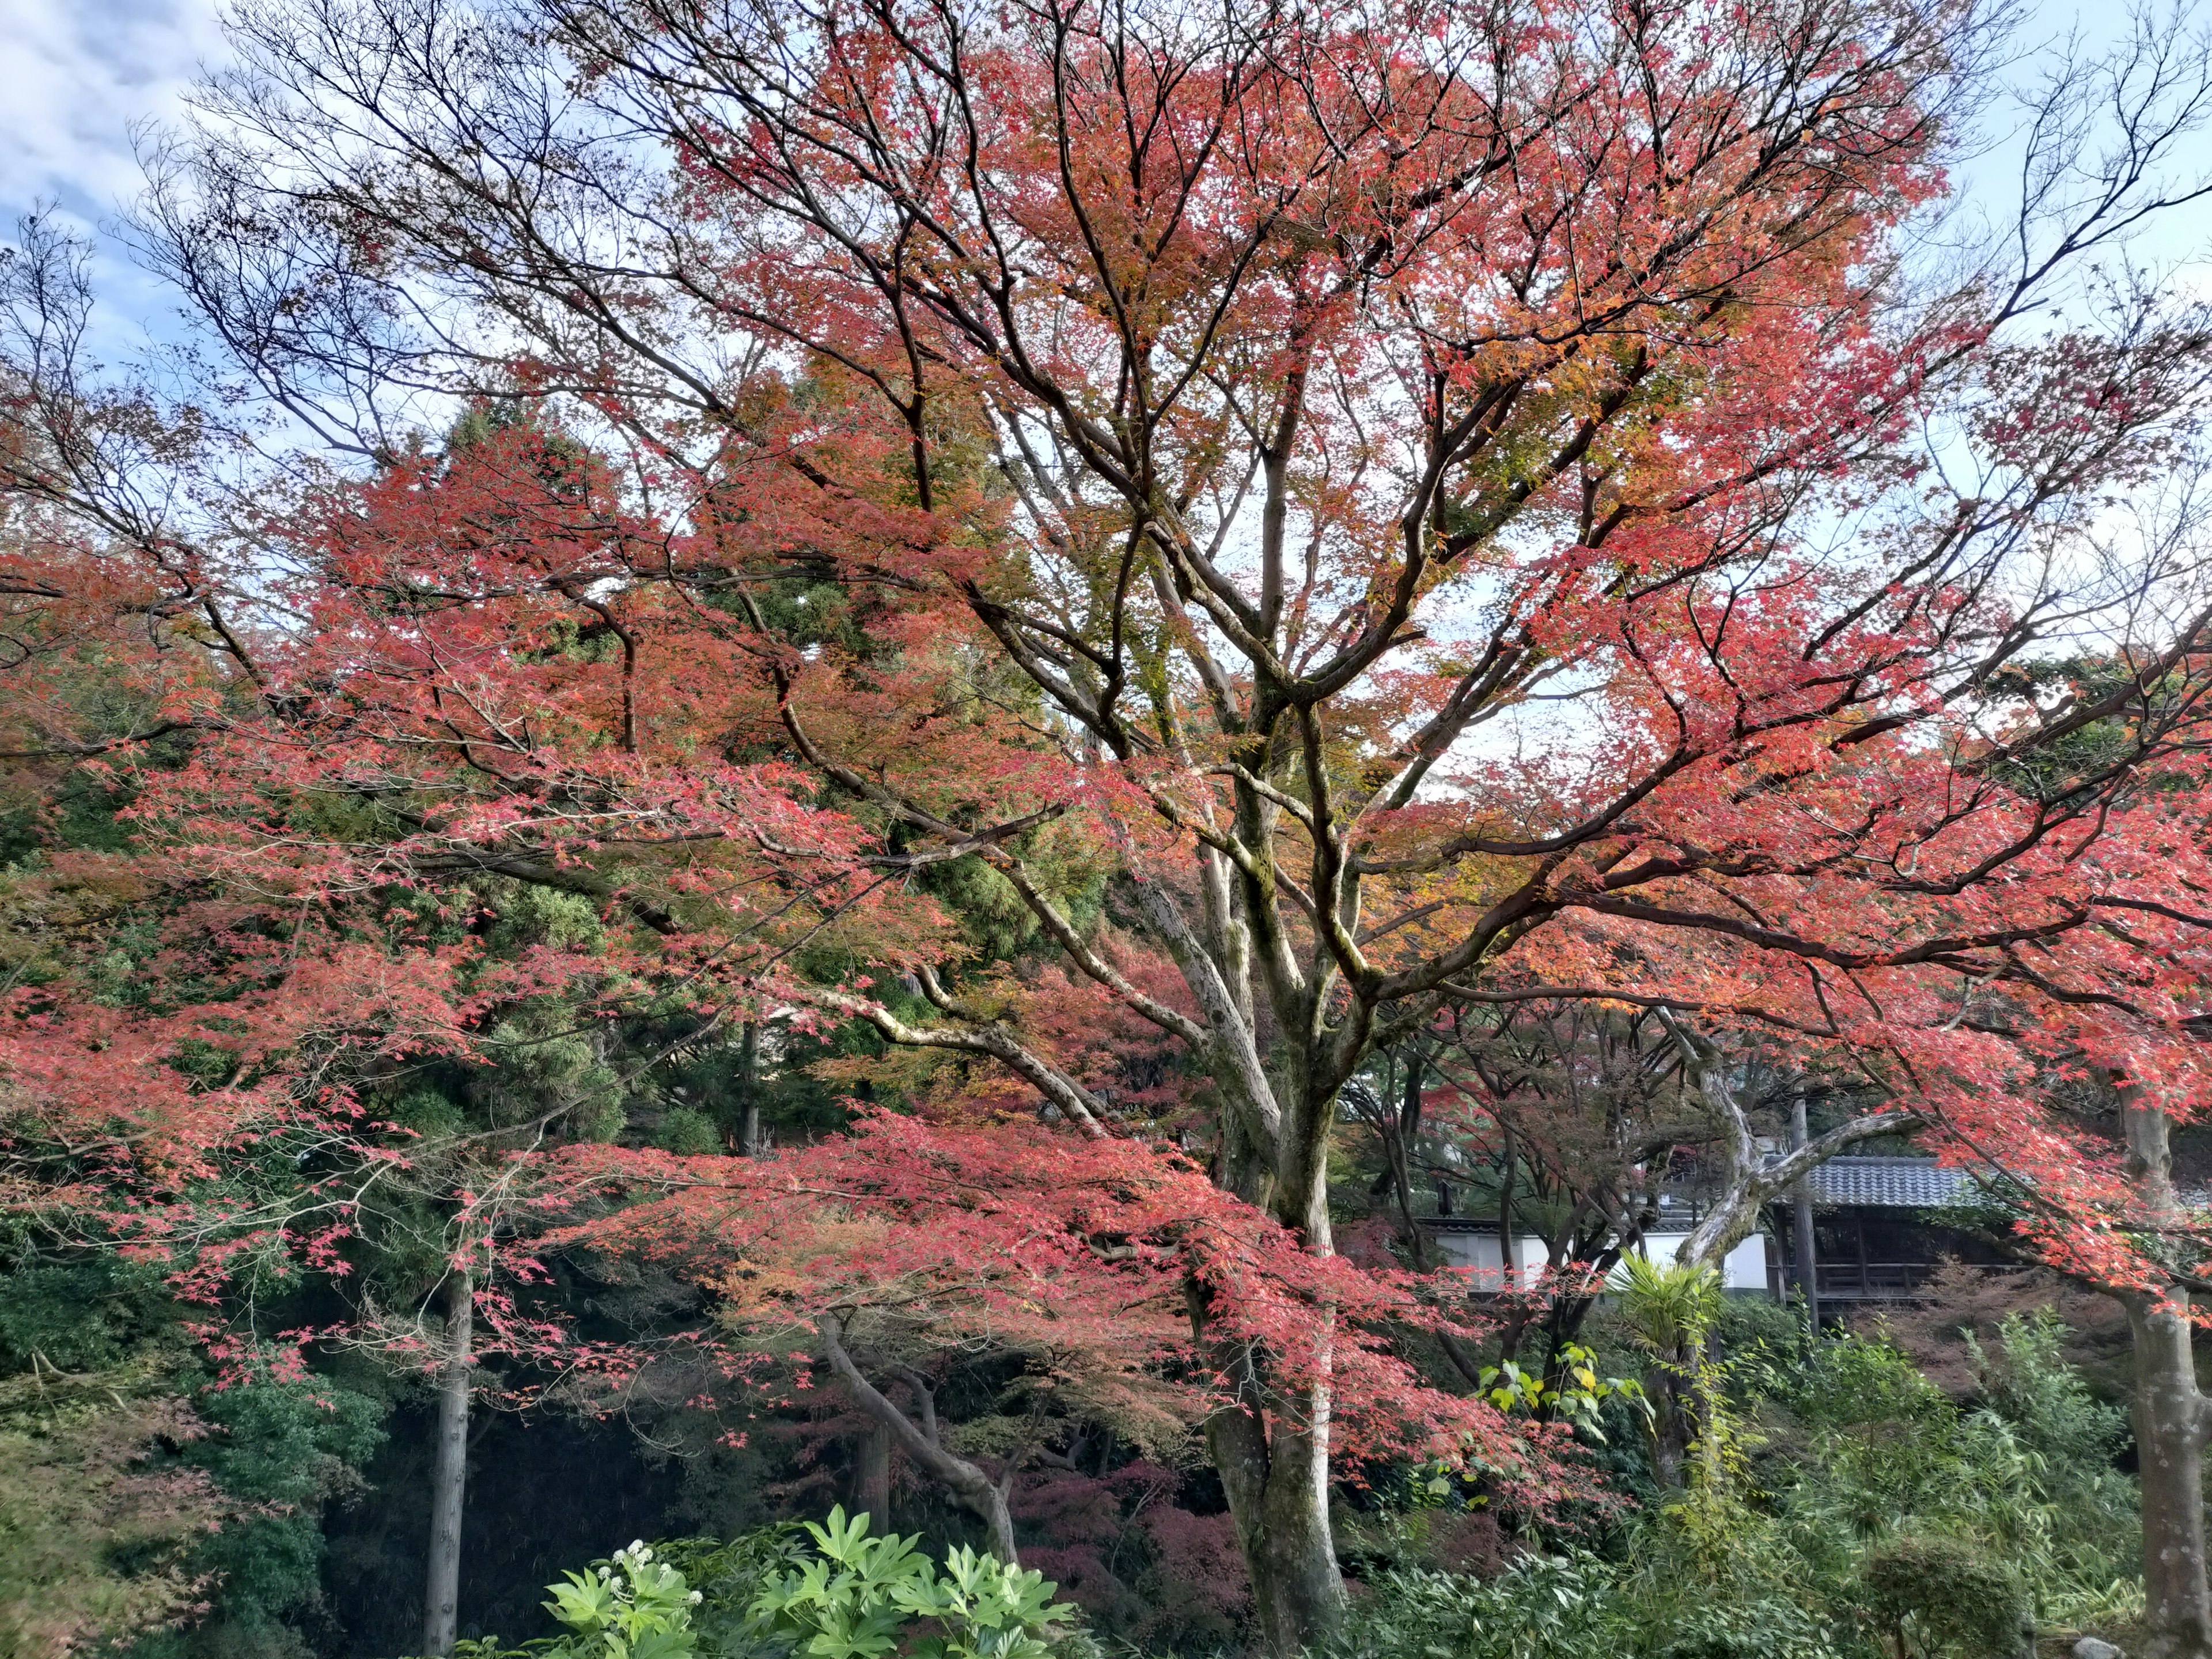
xmin=0 ymin=0 xmax=226 ymax=221
xmin=0 ymin=0 xmax=228 ymax=350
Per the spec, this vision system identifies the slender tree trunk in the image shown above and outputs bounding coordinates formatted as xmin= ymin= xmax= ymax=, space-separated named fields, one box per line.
xmin=736 ymin=1020 xmax=760 ymax=1157
xmin=816 ymin=1317 xmax=1018 ymax=1563
xmin=1790 ymin=1095 xmax=1821 ymax=1333
xmin=2119 ymin=1085 xmax=2212 ymax=1659
xmin=852 ymin=1422 xmax=892 ymax=1530
xmin=1648 ymin=1389 xmax=1688 ymax=1490
xmin=421 ymin=1268 xmax=473 ymax=1659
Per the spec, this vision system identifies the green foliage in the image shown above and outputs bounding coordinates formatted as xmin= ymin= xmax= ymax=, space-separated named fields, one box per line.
xmin=0 ymin=1241 xmax=175 ymax=1373
xmin=1341 ymin=1316 xmax=2134 ymax=1659
xmin=747 ymin=1507 xmax=1078 ymax=1659
xmin=650 ymin=1529 xmax=816 ymax=1656
xmin=1324 ymin=1555 xmax=1636 ymax=1659
xmin=654 ymin=1107 xmax=724 ymax=1156
xmin=1653 ymin=1597 xmax=1842 ymax=1659
xmin=131 ymin=1363 xmax=388 ymax=1659
xmin=1473 ymin=1343 xmax=1644 ymax=1444
xmin=1615 ymin=1255 xmax=1722 ymax=1356
xmin=1748 ymin=1324 xmax=1946 ymax=1435
xmin=1732 ymin=1320 xmax=2133 ymax=1641
xmin=541 ymin=1541 xmax=704 ymax=1659
xmin=471 ymin=1006 xmax=629 ymax=1139
xmin=411 ymin=1516 xmax=1081 ymax=1659
xmin=1861 ymin=1536 xmax=2030 ymax=1659
xmin=0 ymin=1363 xmax=236 ymax=1659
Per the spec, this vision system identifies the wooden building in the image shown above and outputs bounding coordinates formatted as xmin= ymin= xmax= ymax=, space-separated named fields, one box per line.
xmin=1417 ymin=1156 xmax=1997 ymax=1306
xmin=1770 ymin=1156 xmax=1999 ymax=1305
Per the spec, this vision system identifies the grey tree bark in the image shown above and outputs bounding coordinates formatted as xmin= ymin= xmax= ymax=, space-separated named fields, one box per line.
xmin=420 ymin=1268 xmax=473 ymax=1659
xmin=1789 ymin=1095 xmax=1821 ymax=1332
xmin=2118 ymin=1086 xmax=2212 ymax=1659
xmin=736 ymin=1019 xmax=761 ymax=1157
xmin=1649 ymin=1026 xmax=1914 ymax=1487
xmin=1206 ymin=1404 xmax=1343 ymax=1658
xmin=816 ymin=1316 xmax=1018 ymax=1564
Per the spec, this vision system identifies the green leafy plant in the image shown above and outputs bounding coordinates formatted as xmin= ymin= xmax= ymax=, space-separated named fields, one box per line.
xmin=1861 ymin=1535 xmax=2032 ymax=1659
xmin=650 ymin=1526 xmax=815 ymax=1654
xmin=1475 ymin=1342 xmax=1645 ymax=1442
xmin=542 ymin=1541 xmax=704 ymax=1659
xmin=1322 ymin=1554 xmax=1635 ymax=1659
xmin=746 ymin=1507 xmax=1078 ymax=1659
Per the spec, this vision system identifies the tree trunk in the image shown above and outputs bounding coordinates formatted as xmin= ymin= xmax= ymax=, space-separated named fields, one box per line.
xmin=736 ymin=1020 xmax=760 ymax=1157
xmin=420 ymin=1268 xmax=472 ymax=1659
xmin=852 ymin=1422 xmax=892 ymax=1531
xmin=2119 ymin=1084 xmax=2212 ymax=1659
xmin=1790 ymin=1095 xmax=1821 ymax=1333
xmin=2127 ymin=1289 xmax=2212 ymax=1659
xmin=1206 ymin=1397 xmax=1347 ymax=1657
xmin=1646 ymin=1362 xmax=1690 ymax=1491
xmin=816 ymin=1317 xmax=1018 ymax=1564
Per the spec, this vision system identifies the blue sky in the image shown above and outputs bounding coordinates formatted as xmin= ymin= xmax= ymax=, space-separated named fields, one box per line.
xmin=3 ymin=0 xmax=2206 ymax=354
xmin=0 ymin=0 xmax=229 ymax=343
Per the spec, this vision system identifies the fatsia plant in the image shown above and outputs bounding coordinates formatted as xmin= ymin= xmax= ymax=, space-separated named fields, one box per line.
xmin=542 ymin=1541 xmax=707 ymax=1659
xmin=746 ymin=1506 xmax=1078 ymax=1659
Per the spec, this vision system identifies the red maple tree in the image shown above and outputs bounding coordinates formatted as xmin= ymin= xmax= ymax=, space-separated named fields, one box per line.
xmin=5 ymin=0 xmax=2212 ymax=1650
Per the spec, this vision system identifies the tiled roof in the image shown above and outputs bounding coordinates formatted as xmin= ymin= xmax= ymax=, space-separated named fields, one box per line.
xmin=1802 ymin=1157 xmax=1978 ymax=1208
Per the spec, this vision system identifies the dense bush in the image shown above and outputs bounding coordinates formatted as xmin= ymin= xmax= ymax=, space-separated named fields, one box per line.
xmin=1861 ymin=1536 xmax=2031 ymax=1659
xmin=1325 ymin=1555 xmax=1634 ymax=1659
xmin=412 ymin=1510 xmax=1085 ymax=1659
xmin=1329 ymin=1312 xmax=2135 ymax=1659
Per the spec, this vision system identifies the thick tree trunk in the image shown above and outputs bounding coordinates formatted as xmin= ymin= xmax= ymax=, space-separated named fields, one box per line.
xmin=1206 ymin=1399 xmax=1347 ymax=1657
xmin=2127 ymin=1289 xmax=2212 ymax=1659
xmin=2119 ymin=1085 xmax=2212 ymax=1659
xmin=420 ymin=1269 xmax=472 ymax=1659
xmin=851 ymin=1422 xmax=892 ymax=1531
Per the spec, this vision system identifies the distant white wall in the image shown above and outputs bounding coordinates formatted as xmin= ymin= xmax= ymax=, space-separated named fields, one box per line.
xmin=1430 ymin=1231 xmax=1548 ymax=1286
xmin=1431 ymin=1228 xmax=1769 ymax=1293
xmin=1631 ymin=1230 xmax=1769 ymax=1293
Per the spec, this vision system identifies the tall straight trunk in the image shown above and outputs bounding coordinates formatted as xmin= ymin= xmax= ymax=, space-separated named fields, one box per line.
xmin=421 ymin=1269 xmax=473 ymax=1658
xmin=1790 ymin=1095 xmax=1820 ymax=1332
xmin=736 ymin=1020 xmax=761 ymax=1156
xmin=851 ymin=1423 xmax=892 ymax=1530
xmin=2120 ymin=1086 xmax=2212 ymax=1659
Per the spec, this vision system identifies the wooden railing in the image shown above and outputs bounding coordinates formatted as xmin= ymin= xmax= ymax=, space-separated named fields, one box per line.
xmin=1806 ymin=1261 xmax=1932 ymax=1300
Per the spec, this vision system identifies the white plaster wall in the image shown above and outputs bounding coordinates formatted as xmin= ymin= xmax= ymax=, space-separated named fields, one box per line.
xmin=1626 ymin=1230 xmax=1769 ymax=1292
xmin=1431 ymin=1228 xmax=1770 ymax=1292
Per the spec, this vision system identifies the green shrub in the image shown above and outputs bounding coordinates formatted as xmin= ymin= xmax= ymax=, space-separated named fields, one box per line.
xmin=653 ymin=1107 xmax=723 ymax=1157
xmin=649 ymin=1528 xmax=812 ymax=1655
xmin=1656 ymin=1597 xmax=1842 ymax=1659
xmin=1324 ymin=1555 xmax=1635 ymax=1659
xmin=541 ymin=1541 xmax=702 ymax=1659
xmin=1862 ymin=1535 xmax=2031 ymax=1659
xmin=419 ymin=1513 xmax=1080 ymax=1659
xmin=747 ymin=1506 xmax=1078 ymax=1659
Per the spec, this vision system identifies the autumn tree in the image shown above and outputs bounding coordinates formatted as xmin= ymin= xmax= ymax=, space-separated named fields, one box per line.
xmin=0 ymin=0 xmax=2207 ymax=1649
